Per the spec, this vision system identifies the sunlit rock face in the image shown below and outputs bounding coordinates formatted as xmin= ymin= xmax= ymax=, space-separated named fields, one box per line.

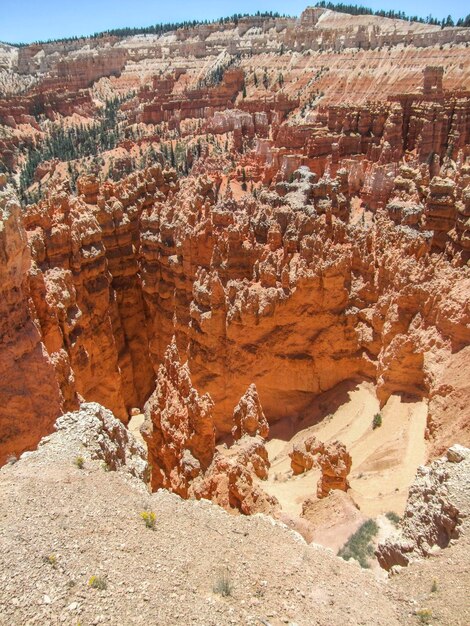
xmin=0 ymin=9 xmax=469 ymax=478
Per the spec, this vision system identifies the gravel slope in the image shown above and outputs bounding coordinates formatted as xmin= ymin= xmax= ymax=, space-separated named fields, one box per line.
xmin=1 ymin=404 xmax=468 ymax=626
xmin=0 ymin=405 xmax=401 ymax=626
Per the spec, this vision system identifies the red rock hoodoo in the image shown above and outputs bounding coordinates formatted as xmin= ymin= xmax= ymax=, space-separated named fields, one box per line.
xmin=289 ymin=436 xmax=352 ymax=498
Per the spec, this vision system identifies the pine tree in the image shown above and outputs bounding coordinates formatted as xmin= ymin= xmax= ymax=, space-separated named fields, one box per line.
xmin=241 ymin=168 xmax=247 ymax=191
xmin=263 ymin=70 xmax=269 ymax=90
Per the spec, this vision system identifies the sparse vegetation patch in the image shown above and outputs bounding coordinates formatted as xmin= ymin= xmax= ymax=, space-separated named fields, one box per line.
xmin=43 ymin=554 xmax=57 ymax=568
xmin=416 ymin=608 xmax=432 ymax=624
xmin=372 ymin=413 xmax=383 ymax=429
xmin=337 ymin=519 xmax=379 ymax=568
xmin=140 ymin=511 xmax=156 ymax=530
xmin=88 ymin=575 xmax=107 ymax=590
xmin=213 ymin=567 xmax=233 ymax=597
xmin=385 ymin=511 xmax=400 ymax=526
xmin=74 ymin=456 xmax=85 ymax=469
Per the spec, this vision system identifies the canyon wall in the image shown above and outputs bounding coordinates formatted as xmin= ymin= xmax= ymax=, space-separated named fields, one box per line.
xmin=0 ymin=8 xmax=469 ymax=479
xmin=0 ymin=186 xmax=63 ymax=464
xmin=1 ymin=148 xmax=469 ymax=467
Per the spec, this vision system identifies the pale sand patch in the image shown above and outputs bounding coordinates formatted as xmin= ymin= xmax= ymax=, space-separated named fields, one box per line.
xmin=349 ymin=394 xmax=427 ymax=517
xmin=265 ymin=468 xmax=322 ymax=517
xmin=262 ymin=382 xmax=427 ymax=520
xmin=128 ymin=412 xmax=146 ymax=446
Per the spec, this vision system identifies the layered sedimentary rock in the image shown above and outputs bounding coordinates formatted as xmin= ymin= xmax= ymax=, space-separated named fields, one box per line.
xmin=316 ymin=440 xmax=352 ymax=498
xmin=423 ymin=178 xmax=457 ymax=251
xmin=139 ymin=68 xmax=245 ymax=126
xmin=142 ymin=338 xmax=276 ymax=514
xmin=24 ymin=186 xmax=128 ymax=420
xmin=427 ymin=345 xmax=470 ymax=457
xmin=290 ymin=436 xmax=321 ymax=475
xmin=0 ymin=9 xmax=469 ymax=484
xmin=289 ymin=436 xmax=352 ymax=498
xmin=141 ymin=338 xmax=215 ymax=496
xmin=191 ymin=438 xmax=277 ymax=515
xmin=22 ymin=166 xmax=181 ymax=421
xmin=231 ymin=384 xmax=269 ymax=440
xmin=3 ymin=9 xmax=470 ymax=98
xmin=0 ymin=187 xmax=63 ymax=465
xmin=1 ymin=150 xmax=469 ymax=465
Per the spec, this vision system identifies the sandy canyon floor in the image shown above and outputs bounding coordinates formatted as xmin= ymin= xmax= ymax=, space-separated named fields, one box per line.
xmin=128 ymin=381 xmax=428 ymax=560
xmin=263 ymin=382 xmax=427 ymax=518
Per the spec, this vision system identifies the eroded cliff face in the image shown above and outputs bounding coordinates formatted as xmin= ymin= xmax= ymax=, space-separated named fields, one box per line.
xmin=377 ymin=445 xmax=470 ymax=570
xmin=1 ymin=153 xmax=468 ymax=471
xmin=0 ymin=10 xmax=469 ymax=501
xmin=0 ymin=187 xmax=62 ymax=464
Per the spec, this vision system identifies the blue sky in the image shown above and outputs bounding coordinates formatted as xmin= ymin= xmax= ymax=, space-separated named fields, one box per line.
xmin=0 ymin=1 xmax=468 ymax=44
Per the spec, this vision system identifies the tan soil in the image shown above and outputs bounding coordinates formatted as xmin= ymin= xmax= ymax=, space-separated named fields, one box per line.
xmin=0 ymin=430 xmax=403 ymax=626
xmin=258 ymin=382 xmax=427 ymax=554
xmin=1 ymin=406 xmax=468 ymax=626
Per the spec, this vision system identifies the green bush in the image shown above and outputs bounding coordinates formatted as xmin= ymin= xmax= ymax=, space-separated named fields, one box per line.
xmin=337 ymin=519 xmax=379 ymax=568
xmin=372 ymin=413 xmax=382 ymax=429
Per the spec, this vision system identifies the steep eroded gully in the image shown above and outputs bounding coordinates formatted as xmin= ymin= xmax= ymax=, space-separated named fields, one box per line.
xmin=1 ymin=162 xmax=468 ymax=529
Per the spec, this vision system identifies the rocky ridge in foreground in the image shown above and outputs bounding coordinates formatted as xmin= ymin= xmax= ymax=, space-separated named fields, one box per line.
xmin=377 ymin=444 xmax=470 ymax=570
xmin=0 ymin=403 xmax=468 ymax=625
xmin=0 ymin=403 xmax=400 ymax=626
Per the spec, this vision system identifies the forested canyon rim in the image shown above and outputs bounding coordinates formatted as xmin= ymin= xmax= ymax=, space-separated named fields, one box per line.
xmin=0 ymin=4 xmax=469 ymax=624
